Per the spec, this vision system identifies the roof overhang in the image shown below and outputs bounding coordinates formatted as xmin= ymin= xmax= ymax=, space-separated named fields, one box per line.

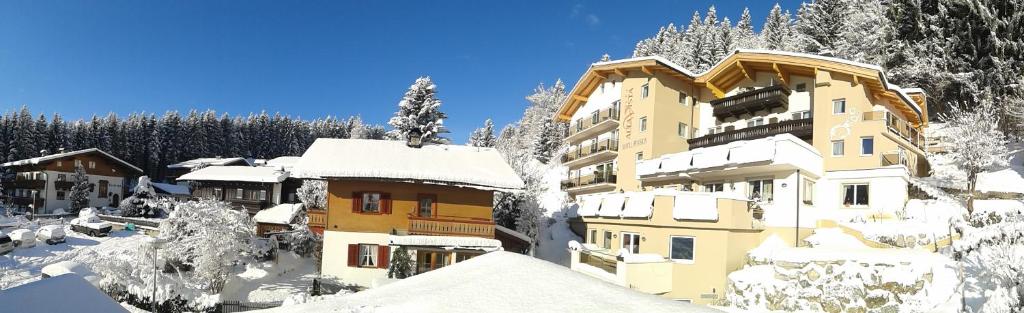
xmin=555 ymin=56 xmax=696 ymax=121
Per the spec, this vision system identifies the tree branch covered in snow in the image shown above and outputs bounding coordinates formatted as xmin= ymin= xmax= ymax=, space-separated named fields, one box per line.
xmin=941 ymin=97 xmax=1009 ymax=213
xmin=388 ymin=76 xmax=449 ymax=144
xmin=296 ymin=180 xmax=328 ymax=209
xmin=157 ymin=199 xmax=257 ymax=292
xmin=69 ymin=163 xmax=91 ymax=212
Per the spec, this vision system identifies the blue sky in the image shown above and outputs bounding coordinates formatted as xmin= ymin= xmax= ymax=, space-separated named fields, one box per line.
xmin=0 ymin=0 xmax=801 ymax=142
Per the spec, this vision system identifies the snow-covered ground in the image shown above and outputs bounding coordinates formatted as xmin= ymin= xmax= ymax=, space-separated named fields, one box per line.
xmin=927 ymin=141 xmax=1024 ymax=194
xmin=533 ymin=162 xmax=580 ymax=266
xmin=221 ymin=251 xmax=327 ymax=303
xmin=0 ymin=226 xmax=149 ymax=290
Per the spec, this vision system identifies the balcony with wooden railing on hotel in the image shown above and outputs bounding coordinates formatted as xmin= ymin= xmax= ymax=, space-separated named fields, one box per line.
xmin=561 ymin=138 xmax=619 ymax=168
xmin=862 ymin=111 xmax=926 ymax=153
xmin=560 ymin=170 xmax=617 ymax=195
xmin=688 ymin=117 xmax=814 ymax=149
xmin=407 ymin=215 xmax=495 ymax=238
xmin=711 ymin=85 xmax=792 ymax=120
xmin=564 ymin=106 xmax=620 ymax=143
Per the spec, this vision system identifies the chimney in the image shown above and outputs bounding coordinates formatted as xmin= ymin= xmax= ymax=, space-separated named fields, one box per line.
xmin=39 ymin=149 xmax=48 ymax=157
xmin=58 ymin=147 xmax=65 ymax=154
xmin=406 ymin=129 xmax=423 ymax=148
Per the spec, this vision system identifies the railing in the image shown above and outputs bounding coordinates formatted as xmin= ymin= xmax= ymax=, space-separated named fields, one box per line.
xmin=880 ymin=152 xmax=904 ymax=167
xmin=307 ymin=209 xmax=327 ymax=229
xmin=561 ymin=172 xmax=617 ymax=190
xmin=567 ymin=106 xmax=620 ymax=138
xmin=562 ymin=138 xmax=619 ymax=163
xmin=711 ymin=85 xmax=791 ymax=119
xmin=408 ymin=215 xmax=495 ymax=238
xmin=580 ymin=250 xmax=617 ymax=275
xmin=884 ymin=112 xmax=926 ymax=151
xmin=688 ymin=118 xmax=813 ymax=149
xmin=1 ymin=180 xmax=46 ymax=190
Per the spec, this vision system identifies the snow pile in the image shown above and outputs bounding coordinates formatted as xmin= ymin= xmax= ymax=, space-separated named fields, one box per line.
xmin=178 ymin=165 xmax=288 ymax=183
xmin=598 ymin=193 xmax=626 ymax=217
xmin=221 ymin=252 xmax=336 ymax=303
xmin=927 ymin=142 xmax=1024 ymax=194
xmin=293 ymin=139 xmax=524 ymax=191
xmin=388 ymin=235 xmax=501 ymax=250
xmin=0 ymin=274 xmax=129 ymax=313
xmin=673 ymin=193 xmax=718 ymax=221
xmin=803 ymin=228 xmax=867 ymax=249
xmin=150 ymin=182 xmax=191 ymax=196
xmin=621 ymin=192 xmax=655 ymax=218
xmin=253 ymin=203 xmax=304 ymax=225
xmin=262 ymin=251 xmax=720 ymax=313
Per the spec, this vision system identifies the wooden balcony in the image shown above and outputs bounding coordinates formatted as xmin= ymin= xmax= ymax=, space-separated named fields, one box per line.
xmin=688 ymin=118 xmax=813 ymax=149
xmin=307 ymin=209 xmax=327 ymax=234
xmin=711 ymin=85 xmax=791 ymax=120
xmin=562 ymin=138 xmax=618 ymax=167
xmin=408 ymin=215 xmax=495 ymax=238
xmin=2 ymin=179 xmax=46 ymax=190
xmin=565 ymin=106 xmax=620 ymax=142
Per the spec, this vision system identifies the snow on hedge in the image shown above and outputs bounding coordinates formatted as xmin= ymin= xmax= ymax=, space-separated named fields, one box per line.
xmin=292 ymin=138 xmax=524 ymax=191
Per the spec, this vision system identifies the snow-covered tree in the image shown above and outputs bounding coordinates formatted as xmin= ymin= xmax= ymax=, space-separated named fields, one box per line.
xmin=794 ymin=0 xmax=851 ymax=56
xmin=762 ymin=3 xmax=795 ymax=51
xmin=69 ymin=163 xmax=91 ymax=212
xmin=119 ymin=176 xmax=162 ymax=218
xmin=387 ymin=246 xmax=414 ymax=279
xmin=296 ymin=180 xmax=328 ymax=209
xmin=388 ymin=76 xmax=449 ymax=144
xmin=531 ymin=120 xmax=559 ymax=164
xmin=942 ymin=96 xmax=1009 ymax=214
xmin=632 ymin=23 xmax=684 ymax=65
xmin=732 ymin=8 xmax=762 ymax=49
xmin=158 ymin=199 xmax=256 ymax=292
xmin=467 ymin=119 xmax=497 ymax=148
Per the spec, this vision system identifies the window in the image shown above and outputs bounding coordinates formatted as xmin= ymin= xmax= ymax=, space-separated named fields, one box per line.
xmin=641 ymin=84 xmax=649 ymax=98
xmin=259 ymin=190 xmax=267 ymax=201
xmin=603 ymin=231 xmax=612 ymax=249
xmin=795 ymin=83 xmax=807 ymax=92
xmin=576 ymin=120 xmax=583 ymax=131
xmin=803 ymin=179 xmax=815 ymax=205
xmin=97 ymin=180 xmax=108 ymax=198
xmin=74 ymin=159 xmax=82 ymax=167
xmin=56 ymin=174 xmax=66 ymax=181
xmin=591 ymin=110 xmax=599 ymax=124
xmin=636 ymin=152 xmax=644 ymax=161
xmin=747 ymin=118 xmax=764 ymax=128
xmin=56 ymin=190 xmax=65 ymax=201
xmin=679 ymin=92 xmax=688 ymax=105
xmin=832 ymin=140 xmax=845 ymax=156
xmin=621 ymin=232 xmax=640 ymax=254
xmin=589 ymin=229 xmax=597 ymax=244
xmin=56 ymin=161 xmax=62 ymax=167
xmin=235 ymin=188 xmax=243 ymax=199
xmin=418 ymin=194 xmax=436 ymax=217
xmin=748 ymin=179 xmax=774 ymax=202
xmin=792 ymin=110 xmax=812 ymax=120
xmin=88 ymin=161 xmax=96 ymax=169
xmin=214 ymin=188 xmax=223 ymax=199
xmin=678 ymin=122 xmax=689 ymax=138
xmin=832 ymin=99 xmax=847 ymax=114
xmin=362 ymin=192 xmax=382 ymax=213
xmin=670 ymin=236 xmax=695 ymax=262
xmin=639 ymin=116 xmax=647 ymax=132
xmin=843 ymin=184 xmax=869 ymax=206
xmin=704 ymin=183 xmax=724 ymax=192
xmin=861 ymin=136 xmax=874 ymax=155
xmin=611 ymin=101 xmax=621 ymax=119
xmin=358 ymin=244 xmax=378 ymax=267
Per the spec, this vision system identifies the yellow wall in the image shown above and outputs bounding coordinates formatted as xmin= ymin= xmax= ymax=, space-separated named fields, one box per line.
xmin=325 ymin=180 xmax=494 ymax=235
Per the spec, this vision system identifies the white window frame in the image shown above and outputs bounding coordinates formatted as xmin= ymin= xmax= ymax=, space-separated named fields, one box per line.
xmin=74 ymin=159 xmax=82 ymax=167
xmin=362 ymin=192 xmax=382 ymax=213
xmin=589 ymin=229 xmax=597 ymax=244
xmin=621 ymin=232 xmax=640 ymax=254
xmin=832 ymin=140 xmax=845 ymax=156
xmin=704 ymin=182 xmax=724 ymax=192
xmin=860 ymin=136 xmax=874 ymax=156
xmin=235 ymin=188 xmax=243 ymax=199
xmin=358 ymin=244 xmax=378 ymax=268
xmin=842 ymin=183 xmax=870 ymax=207
xmin=669 ymin=236 xmax=695 ymax=263
xmin=639 ymin=116 xmax=647 ymax=132
xmin=56 ymin=161 xmax=62 ymax=167
xmin=747 ymin=178 xmax=774 ymax=202
xmin=641 ymin=84 xmax=649 ymax=98
xmin=832 ymin=99 xmax=847 ymax=114
xmin=795 ymin=83 xmax=807 ymax=92
xmin=603 ymin=231 xmax=612 ymax=249
xmin=259 ymin=190 xmax=267 ymax=201
xmin=636 ymin=152 xmax=644 ymax=161
xmin=678 ymin=122 xmax=689 ymax=138
xmin=747 ymin=118 xmax=764 ymax=128
xmin=803 ymin=178 xmax=816 ymax=205
xmin=88 ymin=161 xmax=96 ymax=169
xmin=679 ymin=92 xmax=687 ymax=105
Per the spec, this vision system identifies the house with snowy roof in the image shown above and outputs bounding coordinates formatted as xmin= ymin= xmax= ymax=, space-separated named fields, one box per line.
xmin=164 ymin=156 xmax=251 ymax=183
xmin=177 ymin=162 xmax=300 ymax=215
xmin=555 ymin=50 xmax=932 ymax=303
xmin=0 ymin=148 xmax=143 ymax=214
xmin=292 ymin=137 xmax=525 ymax=287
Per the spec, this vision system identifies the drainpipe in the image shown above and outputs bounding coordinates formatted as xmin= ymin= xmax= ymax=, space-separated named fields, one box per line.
xmin=795 ymin=169 xmax=801 ymax=247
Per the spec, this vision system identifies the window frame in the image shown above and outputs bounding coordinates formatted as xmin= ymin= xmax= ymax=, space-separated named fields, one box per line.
xmin=358 ymin=244 xmax=379 ymax=268
xmin=639 ymin=116 xmax=647 ymax=132
xmin=636 ymin=152 xmax=644 ymax=161
xmin=832 ymin=98 xmax=847 ymax=114
xmin=704 ymin=182 xmax=724 ymax=192
xmin=795 ymin=83 xmax=807 ymax=92
xmin=361 ymin=192 xmax=382 ymax=213
xmin=588 ymin=229 xmax=597 ymax=244
xmin=621 ymin=232 xmax=641 ymax=254
xmin=259 ymin=190 xmax=267 ymax=201
xmin=591 ymin=110 xmax=599 ymax=124
xmin=603 ymin=231 xmax=612 ymax=249
xmin=56 ymin=190 xmax=66 ymax=201
xmin=832 ymin=140 xmax=845 ymax=156
xmin=860 ymin=136 xmax=874 ymax=156
xmin=97 ymin=180 xmax=108 ymax=198
xmin=669 ymin=236 xmax=695 ymax=263
xmin=641 ymin=84 xmax=649 ymax=98
xmin=803 ymin=178 xmax=815 ymax=205
xmin=88 ymin=161 xmax=96 ymax=169
xmin=747 ymin=178 xmax=774 ymax=202
xmin=678 ymin=91 xmax=688 ymax=105
xmin=842 ymin=183 xmax=870 ymax=207
xmin=235 ymin=188 xmax=243 ymax=199
xmin=417 ymin=193 xmax=437 ymax=218
xmin=678 ymin=122 xmax=689 ymax=138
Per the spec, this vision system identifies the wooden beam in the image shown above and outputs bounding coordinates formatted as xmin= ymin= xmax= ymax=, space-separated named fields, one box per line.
xmin=735 ymin=61 xmax=752 ymax=81
xmin=772 ymin=63 xmax=789 ymax=85
xmin=852 ymin=75 xmax=860 ymax=86
xmin=641 ymin=66 xmax=654 ymax=76
xmin=572 ymin=94 xmax=589 ymax=102
xmin=706 ymin=82 xmax=725 ymax=99
xmin=593 ymin=71 xmax=607 ymax=80
xmin=613 ymin=68 xmax=627 ymax=77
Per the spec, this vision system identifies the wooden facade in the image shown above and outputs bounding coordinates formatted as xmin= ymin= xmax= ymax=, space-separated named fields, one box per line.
xmin=0 ymin=149 xmax=142 ymax=213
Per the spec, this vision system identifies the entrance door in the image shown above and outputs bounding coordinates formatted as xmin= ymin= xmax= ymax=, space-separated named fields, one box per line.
xmin=416 ymin=250 xmax=450 ymax=274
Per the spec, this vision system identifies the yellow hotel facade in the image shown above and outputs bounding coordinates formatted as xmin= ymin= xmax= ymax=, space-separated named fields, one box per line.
xmin=556 ymin=50 xmax=930 ymax=304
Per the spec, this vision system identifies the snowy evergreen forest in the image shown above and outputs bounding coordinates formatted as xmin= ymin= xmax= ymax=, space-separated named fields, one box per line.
xmin=631 ymin=0 xmax=1023 ymax=130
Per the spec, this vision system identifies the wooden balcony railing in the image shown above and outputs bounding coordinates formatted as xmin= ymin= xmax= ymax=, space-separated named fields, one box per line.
xmin=1 ymin=180 xmax=46 ymax=190
xmin=884 ymin=112 xmax=925 ymax=151
xmin=562 ymin=139 xmax=619 ymax=163
xmin=688 ymin=118 xmax=813 ymax=149
xmin=566 ymin=106 xmax=620 ymax=138
xmin=307 ymin=209 xmax=327 ymax=229
xmin=408 ymin=215 xmax=495 ymax=238
xmin=561 ymin=172 xmax=617 ymax=190
xmin=711 ymin=85 xmax=791 ymax=119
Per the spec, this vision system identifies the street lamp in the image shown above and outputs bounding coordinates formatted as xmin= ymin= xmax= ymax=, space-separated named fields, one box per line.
xmin=146 ymin=237 xmax=167 ymax=313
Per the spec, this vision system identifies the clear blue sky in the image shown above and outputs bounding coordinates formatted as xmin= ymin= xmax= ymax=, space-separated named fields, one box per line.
xmin=0 ymin=0 xmax=801 ymax=142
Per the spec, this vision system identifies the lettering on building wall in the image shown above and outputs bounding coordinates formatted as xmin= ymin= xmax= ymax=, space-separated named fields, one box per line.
xmin=623 ymin=88 xmax=635 ymax=140
xmin=621 ymin=138 xmax=647 ymax=149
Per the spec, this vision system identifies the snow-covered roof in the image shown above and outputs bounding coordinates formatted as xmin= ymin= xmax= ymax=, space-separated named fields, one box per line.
xmin=253 ymin=203 xmax=304 ymax=225
xmin=388 ymin=235 xmax=502 ymax=251
xmin=265 ymin=156 xmax=301 ymax=171
xmin=259 ymin=251 xmax=720 ymax=313
xmin=494 ymin=225 xmax=532 ymax=243
xmin=578 ymin=189 xmax=745 ymax=220
xmin=293 ymin=139 xmax=525 ymax=192
xmin=177 ymin=165 xmax=288 ymax=183
xmin=166 ymin=157 xmax=250 ymax=169
xmin=637 ymin=133 xmax=822 ymax=178
xmin=0 ymin=148 xmax=143 ymax=174
xmin=150 ymin=182 xmax=191 ymax=196
xmin=0 ymin=274 xmax=129 ymax=313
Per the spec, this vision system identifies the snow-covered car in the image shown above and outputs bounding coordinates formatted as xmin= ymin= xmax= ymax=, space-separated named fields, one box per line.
xmin=0 ymin=232 xmax=12 ymax=255
xmin=41 ymin=261 xmax=101 ymax=284
xmin=8 ymin=229 xmax=36 ymax=248
xmin=36 ymin=225 xmax=66 ymax=245
xmin=69 ymin=212 xmax=112 ymax=237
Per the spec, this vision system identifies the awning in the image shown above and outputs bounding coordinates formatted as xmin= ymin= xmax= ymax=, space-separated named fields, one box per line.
xmin=577 ymin=196 xmax=602 ymax=217
xmin=598 ymin=194 xmax=626 ymax=217
xmin=621 ymin=192 xmax=655 ymax=218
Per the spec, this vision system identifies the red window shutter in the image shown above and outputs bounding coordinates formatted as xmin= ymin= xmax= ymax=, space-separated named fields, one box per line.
xmin=352 ymin=192 xmax=362 ymax=213
xmin=347 ymin=244 xmax=358 ymax=267
xmin=377 ymin=245 xmax=390 ymax=269
xmin=381 ymin=193 xmax=392 ymax=214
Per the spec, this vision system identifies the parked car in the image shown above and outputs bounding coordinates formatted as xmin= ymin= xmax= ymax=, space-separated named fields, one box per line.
xmin=0 ymin=232 xmax=13 ymax=255
xmin=69 ymin=212 xmax=112 ymax=237
xmin=36 ymin=225 xmax=66 ymax=245
xmin=8 ymin=229 xmax=35 ymax=248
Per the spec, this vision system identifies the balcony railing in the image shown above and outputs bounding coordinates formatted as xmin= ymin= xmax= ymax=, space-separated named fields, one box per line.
xmin=688 ymin=118 xmax=813 ymax=149
xmin=562 ymin=139 xmax=619 ymax=164
xmin=408 ymin=215 xmax=495 ymax=238
xmin=307 ymin=209 xmax=327 ymax=230
xmin=566 ymin=106 xmax=620 ymax=139
xmin=884 ymin=112 xmax=925 ymax=151
xmin=711 ymin=85 xmax=791 ymax=119
xmin=561 ymin=172 xmax=617 ymax=190
xmin=2 ymin=180 xmax=46 ymax=190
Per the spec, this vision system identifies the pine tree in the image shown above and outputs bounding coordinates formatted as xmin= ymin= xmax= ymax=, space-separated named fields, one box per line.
xmin=733 ymin=8 xmax=762 ymax=49
xmin=762 ymin=3 xmax=795 ymax=51
xmin=683 ymin=11 xmax=707 ymax=70
xmin=795 ymin=0 xmax=851 ymax=56
xmin=532 ymin=120 xmax=559 ymax=164
xmin=632 ymin=23 xmax=684 ymax=65
xmin=717 ymin=17 xmax=734 ymax=59
xmin=387 ymin=246 xmax=414 ymax=279
xmin=69 ymin=163 xmax=92 ymax=212
xmin=467 ymin=119 xmax=497 ymax=148
xmin=119 ymin=175 xmax=159 ymax=217
xmin=388 ymin=76 xmax=449 ymax=144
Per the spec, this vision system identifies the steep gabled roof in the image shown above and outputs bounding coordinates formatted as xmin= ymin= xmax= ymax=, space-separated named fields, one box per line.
xmin=0 ymin=148 xmax=143 ymax=174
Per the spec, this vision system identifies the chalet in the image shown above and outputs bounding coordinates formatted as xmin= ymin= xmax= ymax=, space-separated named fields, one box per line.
xmin=0 ymin=148 xmax=143 ymax=214
xmin=177 ymin=165 xmax=295 ymax=215
xmin=150 ymin=182 xmax=192 ymax=202
xmin=253 ymin=202 xmax=305 ymax=236
xmin=293 ymin=137 xmax=525 ymax=287
xmin=164 ymin=157 xmax=251 ymax=183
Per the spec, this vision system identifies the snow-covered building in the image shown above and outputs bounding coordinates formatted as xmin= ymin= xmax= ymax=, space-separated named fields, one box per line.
xmin=253 ymin=202 xmax=305 ymax=236
xmin=293 ymin=138 xmax=524 ymax=287
xmin=165 ymin=156 xmax=251 ymax=183
xmin=177 ymin=164 xmax=295 ymax=215
xmin=150 ymin=182 xmax=192 ymax=202
xmin=0 ymin=148 xmax=143 ymax=214
xmin=555 ymin=50 xmax=932 ymax=304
